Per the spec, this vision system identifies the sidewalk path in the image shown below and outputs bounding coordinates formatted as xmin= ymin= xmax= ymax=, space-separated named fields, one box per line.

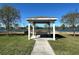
xmin=31 ymin=38 xmax=55 ymax=55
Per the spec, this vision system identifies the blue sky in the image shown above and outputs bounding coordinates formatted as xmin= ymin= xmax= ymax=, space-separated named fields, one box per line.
xmin=0 ymin=3 xmax=79 ymax=27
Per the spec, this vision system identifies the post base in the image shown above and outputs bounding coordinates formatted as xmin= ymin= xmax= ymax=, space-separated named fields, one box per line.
xmin=53 ymin=38 xmax=55 ymax=41
xmin=31 ymin=35 xmax=36 ymax=39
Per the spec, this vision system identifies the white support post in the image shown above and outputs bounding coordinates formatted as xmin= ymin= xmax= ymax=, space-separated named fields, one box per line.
xmin=31 ymin=24 xmax=36 ymax=39
xmin=53 ymin=23 xmax=55 ymax=40
xmin=28 ymin=24 xmax=30 ymax=40
xmin=33 ymin=25 xmax=34 ymax=36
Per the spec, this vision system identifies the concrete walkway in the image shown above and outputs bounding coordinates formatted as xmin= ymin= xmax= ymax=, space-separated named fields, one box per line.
xmin=31 ymin=38 xmax=55 ymax=55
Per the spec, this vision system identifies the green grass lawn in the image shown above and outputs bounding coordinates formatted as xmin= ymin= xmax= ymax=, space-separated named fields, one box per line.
xmin=49 ymin=34 xmax=79 ymax=55
xmin=0 ymin=35 xmax=35 ymax=55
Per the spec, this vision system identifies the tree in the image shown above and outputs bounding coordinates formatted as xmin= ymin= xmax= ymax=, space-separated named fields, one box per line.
xmin=0 ymin=5 xmax=20 ymax=34
xmin=61 ymin=24 xmax=65 ymax=30
xmin=15 ymin=23 xmax=19 ymax=28
xmin=61 ymin=12 xmax=79 ymax=36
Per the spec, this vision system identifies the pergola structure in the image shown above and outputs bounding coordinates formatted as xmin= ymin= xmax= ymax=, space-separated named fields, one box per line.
xmin=27 ymin=17 xmax=57 ymax=40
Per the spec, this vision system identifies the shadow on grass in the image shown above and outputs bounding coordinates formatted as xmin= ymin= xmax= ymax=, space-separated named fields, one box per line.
xmin=55 ymin=34 xmax=65 ymax=40
xmin=39 ymin=34 xmax=65 ymax=40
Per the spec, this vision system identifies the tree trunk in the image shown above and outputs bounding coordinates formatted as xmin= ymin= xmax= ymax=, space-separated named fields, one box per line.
xmin=6 ymin=19 xmax=10 ymax=35
xmin=73 ymin=25 xmax=75 ymax=37
xmin=6 ymin=25 xmax=9 ymax=35
xmin=73 ymin=30 xmax=75 ymax=37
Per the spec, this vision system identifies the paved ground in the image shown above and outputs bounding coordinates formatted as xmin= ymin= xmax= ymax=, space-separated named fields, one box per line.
xmin=31 ymin=38 xmax=55 ymax=55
